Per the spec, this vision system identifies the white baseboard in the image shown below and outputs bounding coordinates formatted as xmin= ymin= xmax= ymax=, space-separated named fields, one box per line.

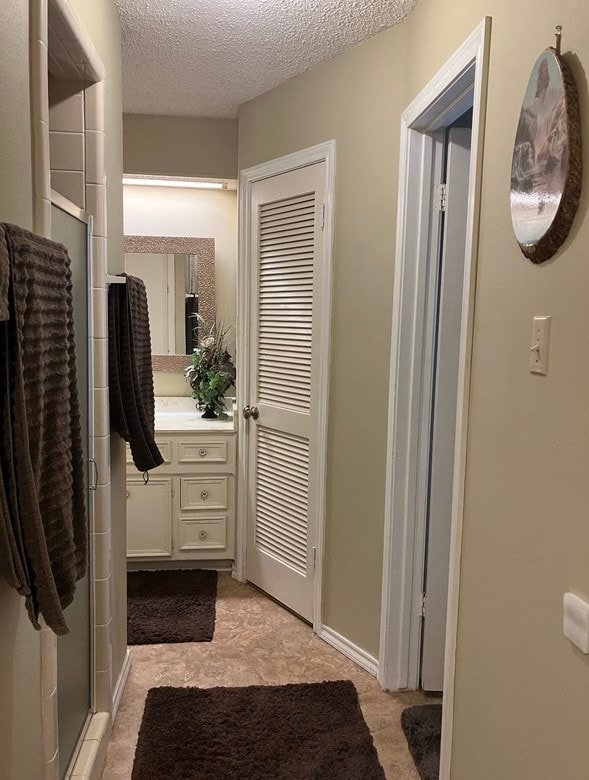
xmin=66 ymin=711 xmax=111 ymax=780
xmin=65 ymin=650 xmax=131 ymax=779
xmin=112 ymin=648 xmax=132 ymax=719
xmin=319 ymin=625 xmax=379 ymax=677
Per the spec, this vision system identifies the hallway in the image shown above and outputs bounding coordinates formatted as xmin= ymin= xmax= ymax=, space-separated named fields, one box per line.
xmin=102 ymin=574 xmax=434 ymax=778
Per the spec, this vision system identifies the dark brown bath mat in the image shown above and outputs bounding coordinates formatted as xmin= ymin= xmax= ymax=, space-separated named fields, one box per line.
xmin=132 ymin=681 xmax=385 ymax=779
xmin=127 ymin=569 xmax=217 ymax=644
xmin=401 ymin=703 xmax=442 ymax=780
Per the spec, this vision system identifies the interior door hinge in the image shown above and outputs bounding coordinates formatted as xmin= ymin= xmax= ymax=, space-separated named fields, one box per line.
xmin=321 ymin=204 xmax=325 ymax=230
xmin=421 ymin=592 xmax=427 ymax=618
xmin=312 ymin=546 xmax=317 ymax=570
xmin=433 ymin=183 xmax=447 ymax=213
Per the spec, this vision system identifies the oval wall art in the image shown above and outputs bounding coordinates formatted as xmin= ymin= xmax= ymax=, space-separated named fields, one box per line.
xmin=510 ymin=47 xmax=582 ymax=263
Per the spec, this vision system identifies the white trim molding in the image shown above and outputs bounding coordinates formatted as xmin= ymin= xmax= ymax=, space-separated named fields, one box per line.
xmin=319 ymin=626 xmax=379 ymax=678
xmin=112 ymin=649 xmax=132 ymax=720
xmin=66 ymin=712 xmax=110 ymax=780
xmin=236 ymin=141 xmax=336 ymax=638
xmin=378 ymin=18 xmax=491 ymax=780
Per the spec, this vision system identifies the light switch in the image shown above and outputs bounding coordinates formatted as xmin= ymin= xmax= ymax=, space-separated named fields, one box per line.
xmin=563 ymin=593 xmax=589 ymax=654
xmin=530 ymin=316 xmax=551 ymax=375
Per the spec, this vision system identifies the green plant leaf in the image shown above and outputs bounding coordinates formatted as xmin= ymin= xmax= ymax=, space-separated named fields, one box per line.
xmin=184 ymin=319 xmax=236 ymax=413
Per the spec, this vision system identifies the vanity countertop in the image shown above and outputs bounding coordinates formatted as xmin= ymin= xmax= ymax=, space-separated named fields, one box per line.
xmin=155 ymin=396 xmax=236 ymax=433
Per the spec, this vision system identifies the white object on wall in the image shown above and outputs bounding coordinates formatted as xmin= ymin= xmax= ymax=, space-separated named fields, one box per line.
xmin=529 ymin=315 xmax=551 ymax=375
xmin=563 ymin=592 xmax=589 ymax=654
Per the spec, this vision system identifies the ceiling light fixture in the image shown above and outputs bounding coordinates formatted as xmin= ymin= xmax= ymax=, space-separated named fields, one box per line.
xmin=122 ymin=176 xmax=224 ymax=190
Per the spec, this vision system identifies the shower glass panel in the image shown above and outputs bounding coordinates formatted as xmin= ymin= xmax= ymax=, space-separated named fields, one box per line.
xmin=51 ymin=201 xmax=92 ymax=778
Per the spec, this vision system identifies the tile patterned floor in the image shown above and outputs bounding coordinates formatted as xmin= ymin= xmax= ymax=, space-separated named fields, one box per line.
xmin=102 ymin=574 xmax=435 ymax=779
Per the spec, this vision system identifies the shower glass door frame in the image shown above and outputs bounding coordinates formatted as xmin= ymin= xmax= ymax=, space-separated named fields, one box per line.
xmin=50 ymin=190 xmax=96 ymax=773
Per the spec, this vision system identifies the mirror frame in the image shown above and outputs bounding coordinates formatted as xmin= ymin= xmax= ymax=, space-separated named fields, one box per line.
xmin=123 ymin=235 xmax=215 ymax=371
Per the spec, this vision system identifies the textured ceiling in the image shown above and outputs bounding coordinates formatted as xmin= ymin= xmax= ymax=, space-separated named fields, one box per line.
xmin=114 ymin=0 xmax=417 ymax=118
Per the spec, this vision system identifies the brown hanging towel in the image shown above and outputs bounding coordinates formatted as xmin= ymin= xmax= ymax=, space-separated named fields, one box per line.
xmin=108 ymin=274 xmax=163 ymax=472
xmin=0 ymin=223 xmax=87 ymax=635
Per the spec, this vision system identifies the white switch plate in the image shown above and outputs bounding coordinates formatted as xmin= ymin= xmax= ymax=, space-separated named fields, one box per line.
xmin=530 ymin=316 xmax=551 ymax=375
xmin=563 ymin=593 xmax=589 ymax=654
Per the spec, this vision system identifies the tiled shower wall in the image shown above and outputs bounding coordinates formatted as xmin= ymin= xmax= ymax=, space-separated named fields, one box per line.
xmin=32 ymin=0 xmax=120 ymax=777
xmin=49 ymin=76 xmax=86 ymax=208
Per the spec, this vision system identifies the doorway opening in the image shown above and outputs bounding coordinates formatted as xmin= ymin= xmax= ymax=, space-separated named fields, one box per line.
xmin=420 ymin=114 xmax=472 ymax=692
xmin=378 ymin=18 xmax=491 ymax=778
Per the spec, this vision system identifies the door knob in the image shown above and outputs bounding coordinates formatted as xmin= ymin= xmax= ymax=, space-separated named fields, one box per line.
xmin=250 ymin=406 xmax=259 ymax=420
xmin=243 ymin=405 xmax=252 ymax=419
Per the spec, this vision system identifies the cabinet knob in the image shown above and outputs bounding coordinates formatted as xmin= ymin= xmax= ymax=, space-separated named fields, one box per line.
xmin=199 ymin=448 xmax=207 ymax=457
xmin=200 ymin=490 xmax=209 ymax=500
xmin=199 ymin=530 xmax=208 ymax=540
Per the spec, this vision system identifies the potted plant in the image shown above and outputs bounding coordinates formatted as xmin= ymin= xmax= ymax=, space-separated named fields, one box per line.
xmin=185 ymin=321 xmax=236 ymax=418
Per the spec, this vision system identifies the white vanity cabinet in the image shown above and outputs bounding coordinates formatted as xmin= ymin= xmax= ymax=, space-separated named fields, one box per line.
xmin=126 ymin=403 xmax=236 ymax=562
xmin=126 ymin=476 xmax=173 ymax=558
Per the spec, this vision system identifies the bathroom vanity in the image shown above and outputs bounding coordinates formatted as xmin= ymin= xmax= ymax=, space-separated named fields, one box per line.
xmin=126 ymin=397 xmax=236 ymax=563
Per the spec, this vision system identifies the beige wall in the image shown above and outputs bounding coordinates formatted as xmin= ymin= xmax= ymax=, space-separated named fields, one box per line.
xmin=239 ymin=29 xmax=408 ymax=657
xmin=123 ymin=185 xmax=237 ymax=396
xmin=240 ymin=1 xmax=589 ymax=777
xmin=69 ymin=0 xmax=127 ymax=699
xmin=123 ymin=113 xmax=238 ymax=179
xmin=403 ymin=2 xmax=589 ymax=778
xmin=0 ymin=0 xmax=34 ymax=226
xmin=0 ymin=3 xmax=123 ymax=778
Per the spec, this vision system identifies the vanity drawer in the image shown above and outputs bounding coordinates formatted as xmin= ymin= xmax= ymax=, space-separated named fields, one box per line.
xmin=177 ymin=516 xmax=227 ymax=551
xmin=180 ymin=477 xmax=228 ymax=511
xmin=178 ymin=440 xmax=227 ymax=465
xmin=126 ymin=440 xmax=172 ymax=465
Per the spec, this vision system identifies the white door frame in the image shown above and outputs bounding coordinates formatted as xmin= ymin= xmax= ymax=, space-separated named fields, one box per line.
xmin=235 ymin=141 xmax=336 ymax=634
xmin=378 ymin=18 xmax=491 ymax=778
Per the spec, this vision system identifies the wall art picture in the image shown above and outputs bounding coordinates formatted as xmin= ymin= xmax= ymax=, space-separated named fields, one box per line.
xmin=510 ymin=46 xmax=582 ymax=263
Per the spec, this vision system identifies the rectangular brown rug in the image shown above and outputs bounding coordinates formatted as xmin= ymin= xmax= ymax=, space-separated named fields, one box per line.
xmin=401 ymin=704 xmax=442 ymax=780
xmin=132 ymin=681 xmax=385 ymax=779
xmin=127 ymin=569 xmax=217 ymax=644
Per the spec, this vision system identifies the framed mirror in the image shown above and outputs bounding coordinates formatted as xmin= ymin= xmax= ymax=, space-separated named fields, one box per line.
xmin=123 ymin=235 xmax=215 ymax=371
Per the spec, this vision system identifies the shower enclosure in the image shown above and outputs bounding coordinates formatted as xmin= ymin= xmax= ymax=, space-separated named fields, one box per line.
xmin=51 ymin=196 xmax=93 ymax=778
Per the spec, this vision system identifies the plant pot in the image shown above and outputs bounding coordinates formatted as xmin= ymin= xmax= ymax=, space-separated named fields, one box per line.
xmin=201 ymin=406 xmax=218 ymax=419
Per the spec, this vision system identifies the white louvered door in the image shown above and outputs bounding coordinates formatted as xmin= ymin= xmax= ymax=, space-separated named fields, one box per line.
xmin=246 ymin=163 xmax=326 ymax=622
